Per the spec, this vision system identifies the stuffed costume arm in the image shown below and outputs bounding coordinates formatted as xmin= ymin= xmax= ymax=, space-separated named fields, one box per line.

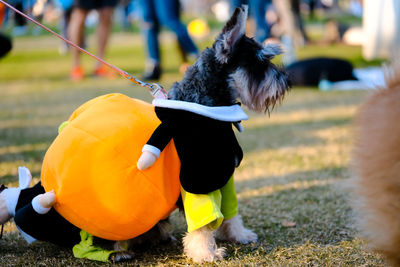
xmin=137 ymin=120 xmax=173 ymax=170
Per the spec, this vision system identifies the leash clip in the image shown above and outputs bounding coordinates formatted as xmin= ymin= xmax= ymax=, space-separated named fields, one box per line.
xmin=150 ymin=83 xmax=168 ymax=99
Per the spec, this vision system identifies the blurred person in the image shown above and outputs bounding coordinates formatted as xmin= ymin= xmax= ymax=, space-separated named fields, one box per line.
xmin=120 ymin=0 xmax=133 ymax=30
xmin=0 ymin=1 xmax=6 ymax=27
xmin=68 ymin=0 xmax=118 ymax=80
xmin=138 ymin=0 xmax=199 ymax=80
xmin=56 ymin=0 xmax=74 ymax=54
xmin=0 ymin=33 xmax=12 ymax=58
xmin=231 ymin=0 xmax=274 ymax=43
xmin=272 ymin=0 xmax=309 ymax=65
xmin=10 ymin=0 xmax=28 ymax=36
xmin=308 ymin=0 xmax=316 ymax=19
xmin=288 ymin=0 xmax=309 ymax=44
xmin=0 ymin=3 xmax=12 ymax=59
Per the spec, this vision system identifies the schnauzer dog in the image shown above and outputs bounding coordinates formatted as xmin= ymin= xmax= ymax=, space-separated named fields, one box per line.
xmin=136 ymin=5 xmax=290 ymax=263
xmin=351 ymin=58 xmax=400 ymax=266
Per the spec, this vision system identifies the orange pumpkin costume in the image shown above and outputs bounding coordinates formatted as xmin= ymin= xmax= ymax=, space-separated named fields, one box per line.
xmin=41 ymin=93 xmax=181 ymax=241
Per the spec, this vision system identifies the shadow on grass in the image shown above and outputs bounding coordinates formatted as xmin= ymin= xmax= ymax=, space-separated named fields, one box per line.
xmin=237 ymin=180 xmax=353 ymax=251
xmin=241 ymin=116 xmax=352 ymax=153
xmin=235 ymin=166 xmax=346 ymax=189
xmin=259 ymin=89 xmax=368 ymax=115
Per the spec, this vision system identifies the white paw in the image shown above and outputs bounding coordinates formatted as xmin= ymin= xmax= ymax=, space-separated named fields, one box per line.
xmin=187 ymin=245 xmax=226 ymax=263
xmin=214 ymin=246 xmax=226 ymax=260
xmin=217 ymin=215 xmax=258 ymax=244
xmin=233 ymin=227 xmax=258 ymax=244
xmin=183 ymin=226 xmax=225 ymax=263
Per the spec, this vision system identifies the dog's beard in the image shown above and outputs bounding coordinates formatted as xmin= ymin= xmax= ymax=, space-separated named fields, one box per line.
xmin=229 ymin=67 xmax=289 ymax=112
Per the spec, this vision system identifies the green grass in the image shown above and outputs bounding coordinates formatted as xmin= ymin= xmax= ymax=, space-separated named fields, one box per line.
xmin=0 ymin=33 xmax=386 ymax=266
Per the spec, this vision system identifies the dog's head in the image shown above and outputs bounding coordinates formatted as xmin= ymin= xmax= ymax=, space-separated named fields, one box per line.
xmin=215 ymin=5 xmax=290 ymax=112
xmin=169 ymin=5 xmax=290 ymax=112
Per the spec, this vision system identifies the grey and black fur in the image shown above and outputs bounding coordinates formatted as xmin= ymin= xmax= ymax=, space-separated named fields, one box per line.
xmin=168 ymin=6 xmax=290 ymax=112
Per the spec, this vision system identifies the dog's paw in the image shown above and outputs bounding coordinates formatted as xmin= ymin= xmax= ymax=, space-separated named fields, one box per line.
xmin=111 ymin=251 xmax=134 ymax=263
xmin=232 ymin=227 xmax=258 ymax=244
xmin=183 ymin=226 xmax=225 ymax=263
xmin=217 ymin=215 xmax=258 ymax=244
xmin=214 ymin=246 xmax=226 ymax=260
xmin=186 ymin=245 xmax=226 ymax=263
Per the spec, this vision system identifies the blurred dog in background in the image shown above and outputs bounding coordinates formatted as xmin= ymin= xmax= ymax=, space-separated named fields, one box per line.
xmin=352 ymin=58 xmax=400 ymax=266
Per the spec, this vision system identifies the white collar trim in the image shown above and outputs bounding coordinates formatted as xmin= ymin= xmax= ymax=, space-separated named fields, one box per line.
xmin=152 ymin=99 xmax=249 ymax=122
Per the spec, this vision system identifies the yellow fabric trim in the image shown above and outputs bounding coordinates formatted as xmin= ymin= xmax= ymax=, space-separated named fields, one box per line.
xmin=181 ymin=188 xmax=223 ymax=232
xmin=181 ymin=176 xmax=238 ymax=232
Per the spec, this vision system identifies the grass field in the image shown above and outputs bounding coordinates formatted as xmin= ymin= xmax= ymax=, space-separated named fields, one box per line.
xmin=0 ymin=32 xmax=386 ymax=266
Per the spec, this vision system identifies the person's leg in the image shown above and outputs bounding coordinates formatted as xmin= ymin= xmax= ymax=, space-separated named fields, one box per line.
xmin=230 ymin=0 xmax=249 ymax=14
xmin=96 ymin=7 xmax=113 ymax=68
xmin=155 ymin=0 xmax=198 ymax=57
xmin=138 ymin=0 xmax=161 ymax=80
xmin=140 ymin=0 xmax=160 ymax=62
xmin=68 ymin=6 xmax=88 ymax=79
xmin=59 ymin=7 xmax=72 ymax=54
xmin=93 ymin=6 xmax=118 ymax=77
xmin=13 ymin=1 xmax=28 ymax=36
xmin=249 ymin=0 xmax=270 ymax=43
xmin=14 ymin=1 xmax=26 ymax=26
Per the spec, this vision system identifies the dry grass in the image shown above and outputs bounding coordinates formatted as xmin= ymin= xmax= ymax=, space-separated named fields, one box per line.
xmin=0 ymin=33 xmax=386 ymax=266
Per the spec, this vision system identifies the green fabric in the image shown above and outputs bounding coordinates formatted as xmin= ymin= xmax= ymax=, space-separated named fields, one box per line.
xmin=220 ymin=175 xmax=238 ymax=220
xmin=181 ymin=175 xmax=238 ymax=232
xmin=58 ymin=121 xmax=69 ymax=133
xmin=72 ymin=230 xmax=115 ymax=262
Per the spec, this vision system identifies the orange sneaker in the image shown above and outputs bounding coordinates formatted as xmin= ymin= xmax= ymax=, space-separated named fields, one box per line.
xmin=70 ymin=66 xmax=84 ymax=81
xmin=93 ymin=65 xmax=117 ymax=79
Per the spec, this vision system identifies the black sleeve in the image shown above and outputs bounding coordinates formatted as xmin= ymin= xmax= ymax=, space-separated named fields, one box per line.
xmin=14 ymin=182 xmax=81 ymax=247
xmin=16 ymin=182 xmax=45 ymax=211
xmin=231 ymin=132 xmax=243 ymax=167
xmin=14 ymin=203 xmax=81 ymax=248
xmin=146 ymin=121 xmax=173 ymax=152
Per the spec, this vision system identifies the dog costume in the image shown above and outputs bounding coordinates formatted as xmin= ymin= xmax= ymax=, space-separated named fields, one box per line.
xmin=1 ymin=166 xmax=116 ymax=261
xmin=4 ymin=178 xmax=118 ymax=262
xmin=143 ymin=99 xmax=248 ymax=232
xmin=40 ymin=93 xmax=246 ymax=241
xmin=41 ymin=94 xmax=181 ymax=241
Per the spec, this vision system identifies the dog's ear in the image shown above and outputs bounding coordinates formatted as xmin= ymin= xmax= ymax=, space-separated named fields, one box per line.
xmin=257 ymin=43 xmax=283 ymax=60
xmin=214 ymin=5 xmax=248 ymax=64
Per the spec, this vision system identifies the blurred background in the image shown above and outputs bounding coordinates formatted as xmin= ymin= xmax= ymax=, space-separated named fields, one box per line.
xmin=1 ymin=0 xmax=399 ymax=86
